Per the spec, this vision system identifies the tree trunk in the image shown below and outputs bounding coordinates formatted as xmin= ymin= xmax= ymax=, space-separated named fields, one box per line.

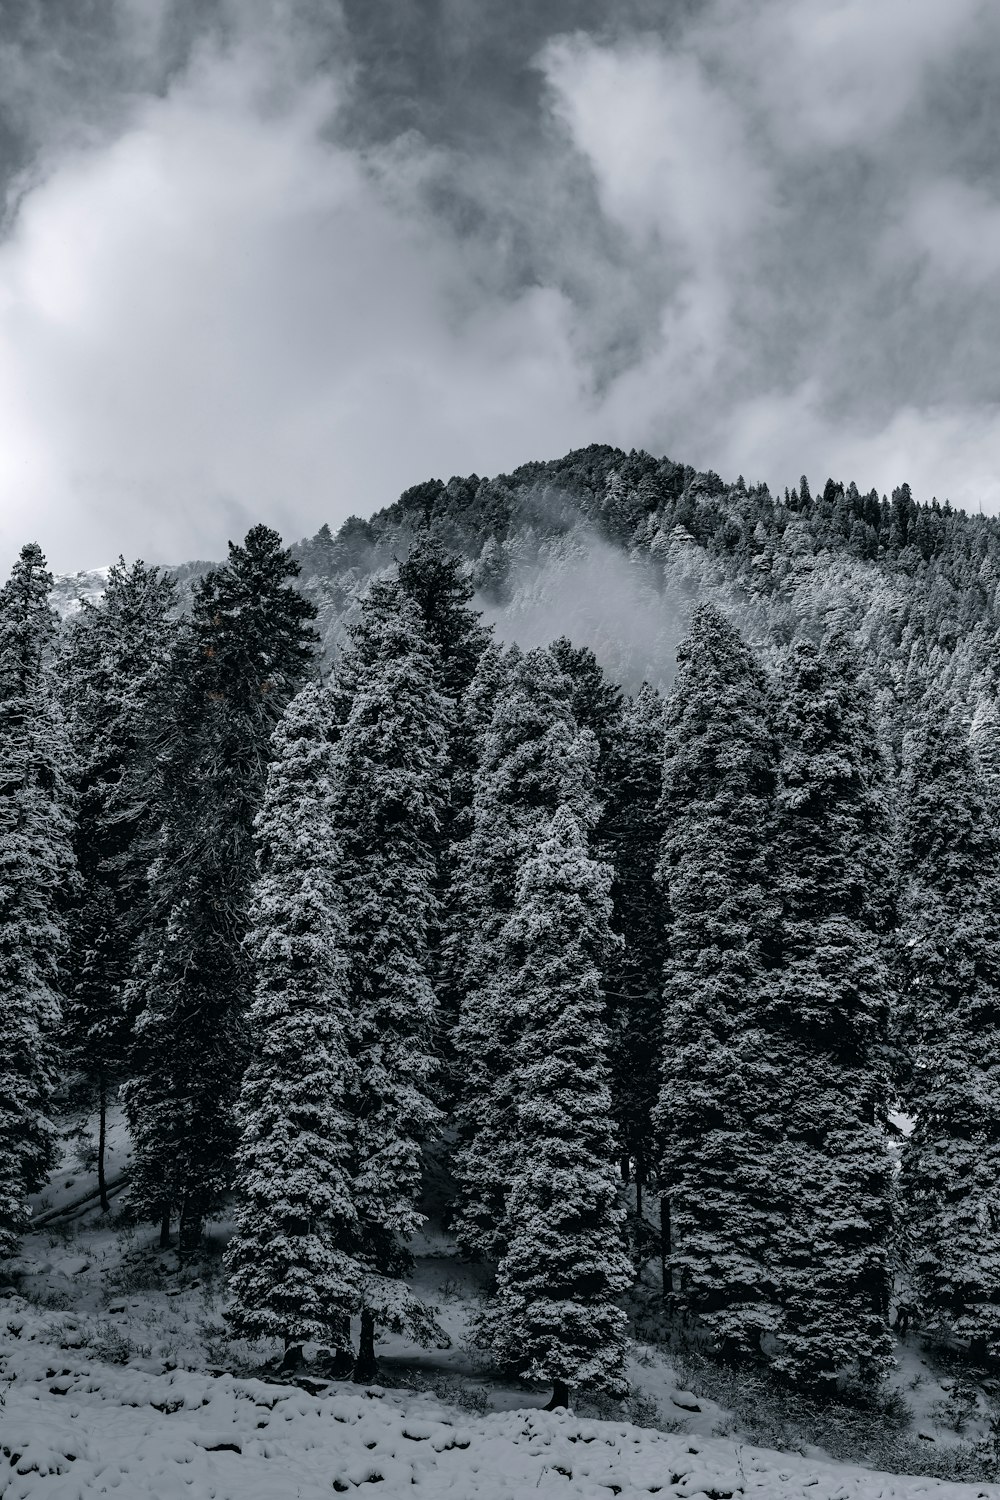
xmin=620 ymin=1154 xmax=630 ymax=1183
xmin=159 ymin=1209 xmax=171 ymax=1250
xmin=660 ymin=1194 xmax=671 ymax=1303
xmin=352 ymin=1310 xmax=378 ymax=1384
xmin=329 ymin=1315 xmax=355 ymax=1379
xmin=178 ymin=1204 xmax=201 ymax=1264
xmin=635 ymin=1177 xmax=643 ymax=1221
xmin=544 ymin=1380 xmax=570 ymax=1411
xmin=97 ymin=1070 xmax=110 ymax=1214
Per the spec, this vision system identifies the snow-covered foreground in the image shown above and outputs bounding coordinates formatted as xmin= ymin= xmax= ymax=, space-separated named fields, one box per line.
xmin=2 ymin=1301 xmax=996 ymax=1500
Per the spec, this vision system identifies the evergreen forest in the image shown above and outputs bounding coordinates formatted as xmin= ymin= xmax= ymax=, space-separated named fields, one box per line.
xmin=6 ymin=442 xmax=1000 ymax=1418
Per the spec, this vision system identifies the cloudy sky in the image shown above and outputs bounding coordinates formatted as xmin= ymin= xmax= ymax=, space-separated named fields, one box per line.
xmin=1 ymin=0 xmax=999 ymax=570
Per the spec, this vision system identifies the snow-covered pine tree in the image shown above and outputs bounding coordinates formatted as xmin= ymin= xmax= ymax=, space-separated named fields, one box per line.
xmin=331 ymin=579 xmax=450 ymax=1381
xmin=770 ymin=635 xmax=895 ymax=1388
xmin=395 ymin=532 xmax=489 ymax=852
xmin=653 ymin=603 xmax=781 ymax=1360
xmin=451 ymin=645 xmax=598 ymax=1261
xmin=123 ymin=527 xmax=317 ymax=1255
xmin=436 ymin=636 xmax=510 ymax=942
xmin=550 ymin=638 xmax=664 ymax=1198
xmin=602 ymin=682 xmax=666 ymax=1206
xmin=62 ymin=885 xmax=126 ymax=1213
xmin=397 ymin=535 xmax=490 ymax=1094
xmin=550 ymin=645 xmax=668 ymax=1197
xmin=549 ymin=639 xmax=624 ymax=795
xmin=225 ymin=684 xmax=360 ymax=1370
xmin=58 ymin=558 xmax=178 ymax=1208
xmin=397 ymin=533 xmax=490 ymax=709
xmin=58 ymin=558 xmax=178 ymax=899
xmin=0 ymin=543 xmax=76 ymax=1255
xmin=476 ymin=806 xmax=631 ymax=1410
xmin=896 ymin=694 xmax=1000 ymax=1358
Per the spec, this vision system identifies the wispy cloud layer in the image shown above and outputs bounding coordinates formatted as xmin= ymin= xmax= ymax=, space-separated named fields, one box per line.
xmin=0 ymin=0 xmax=998 ymax=568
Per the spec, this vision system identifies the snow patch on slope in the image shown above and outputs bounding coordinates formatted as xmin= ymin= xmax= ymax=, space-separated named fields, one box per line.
xmin=1 ymin=1299 xmax=994 ymax=1500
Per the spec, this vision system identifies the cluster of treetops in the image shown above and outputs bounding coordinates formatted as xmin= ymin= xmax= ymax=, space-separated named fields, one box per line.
xmin=283 ymin=445 xmax=1000 ymax=711
xmin=3 ymin=443 xmax=1000 ymax=1411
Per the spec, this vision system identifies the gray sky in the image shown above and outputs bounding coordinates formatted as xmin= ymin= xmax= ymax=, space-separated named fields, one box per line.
xmin=1 ymin=0 xmax=999 ymax=570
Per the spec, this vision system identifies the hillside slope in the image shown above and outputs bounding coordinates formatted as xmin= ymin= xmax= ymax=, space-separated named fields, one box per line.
xmin=48 ymin=444 xmax=1000 ymax=716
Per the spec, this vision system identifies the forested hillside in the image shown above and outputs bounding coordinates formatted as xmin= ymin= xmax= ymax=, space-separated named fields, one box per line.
xmin=285 ymin=445 xmax=1000 ymax=740
xmin=5 ymin=444 xmax=1000 ymax=1489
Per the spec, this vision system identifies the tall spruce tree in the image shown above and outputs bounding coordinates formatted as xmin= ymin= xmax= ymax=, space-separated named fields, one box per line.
xmin=770 ymin=636 xmax=895 ymax=1387
xmin=451 ymin=645 xmax=598 ymax=1260
xmin=476 ymin=806 xmax=631 ymax=1410
xmin=436 ymin=637 xmax=510 ymax=1078
xmin=62 ymin=886 xmax=127 ymax=1213
xmin=123 ymin=527 xmax=317 ymax=1254
xmin=225 ymin=684 xmax=360 ymax=1369
xmin=397 ymin=535 xmax=490 ymax=1092
xmin=653 ymin=603 xmax=781 ymax=1360
xmin=58 ymin=558 xmax=178 ymax=895
xmin=0 ymin=543 xmax=76 ymax=1255
xmin=549 ymin=637 xmax=666 ymax=1203
xmin=332 ymin=579 xmax=450 ymax=1380
xmin=896 ymin=696 xmax=1000 ymax=1358
xmin=397 ymin=534 xmax=490 ymax=709
xmin=549 ymin=638 xmax=623 ymax=799
xmin=603 ymin=683 xmax=667 ymax=1210
xmin=58 ymin=559 xmax=178 ymax=1209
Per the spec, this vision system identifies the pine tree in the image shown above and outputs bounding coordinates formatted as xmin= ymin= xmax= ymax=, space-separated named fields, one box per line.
xmin=549 ymin=638 xmax=623 ymax=793
xmin=397 ymin=535 xmax=490 ymax=1093
xmin=62 ymin=886 xmax=126 ymax=1213
xmin=0 ymin=543 xmax=76 ymax=1255
xmin=654 ymin=603 xmax=781 ymax=1360
xmin=769 ymin=635 xmax=895 ymax=1387
xmin=897 ymin=696 xmax=1000 ymax=1358
xmin=451 ymin=645 xmax=598 ymax=1260
xmin=397 ymin=533 xmax=490 ymax=708
xmin=124 ymin=865 xmax=245 ymax=1254
xmin=436 ymin=638 xmax=511 ymax=1025
xmin=58 ymin=558 xmax=178 ymax=1208
xmin=550 ymin=639 xmax=666 ymax=1205
xmin=332 ymin=579 xmax=450 ymax=1380
xmin=58 ymin=558 xmax=178 ymax=896
xmin=476 ymin=806 xmax=631 ymax=1409
xmin=225 ymin=684 xmax=360 ymax=1369
xmin=603 ymin=683 xmax=666 ymax=1206
xmin=123 ymin=527 xmax=317 ymax=1254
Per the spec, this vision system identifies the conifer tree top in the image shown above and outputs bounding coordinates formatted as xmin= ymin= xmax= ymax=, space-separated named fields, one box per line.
xmin=0 ymin=542 xmax=57 ymax=699
xmin=193 ymin=525 xmax=318 ymax=712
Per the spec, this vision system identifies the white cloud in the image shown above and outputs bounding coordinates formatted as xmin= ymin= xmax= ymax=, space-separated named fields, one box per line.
xmin=711 ymin=384 xmax=1000 ymax=513
xmin=0 ymin=39 xmax=597 ymax=570
xmin=697 ymin=0 xmax=988 ymax=152
xmin=541 ymin=38 xmax=773 ymax=257
xmin=1 ymin=0 xmax=1000 ymax=574
xmin=893 ymin=178 xmax=1000 ymax=286
xmin=539 ymin=34 xmax=776 ymax=401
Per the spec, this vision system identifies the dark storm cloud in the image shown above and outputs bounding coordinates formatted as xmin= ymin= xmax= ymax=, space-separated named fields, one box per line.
xmin=1 ymin=0 xmax=999 ymax=570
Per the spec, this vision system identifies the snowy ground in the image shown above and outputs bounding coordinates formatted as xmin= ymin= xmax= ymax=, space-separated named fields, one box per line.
xmin=4 ymin=1298 xmax=997 ymax=1500
xmin=2 ymin=1112 xmax=999 ymax=1498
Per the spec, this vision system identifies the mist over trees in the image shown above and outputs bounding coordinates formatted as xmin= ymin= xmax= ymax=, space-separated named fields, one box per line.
xmin=6 ymin=442 xmax=1000 ymax=1404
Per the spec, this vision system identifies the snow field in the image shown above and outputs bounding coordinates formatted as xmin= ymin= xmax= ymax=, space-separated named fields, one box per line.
xmin=2 ymin=1298 xmax=998 ymax=1500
